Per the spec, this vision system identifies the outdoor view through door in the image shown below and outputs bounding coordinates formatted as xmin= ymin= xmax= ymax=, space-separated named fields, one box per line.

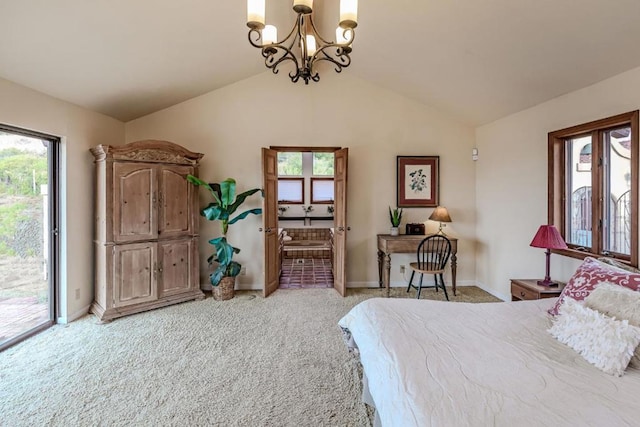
xmin=0 ymin=125 xmax=58 ymax=351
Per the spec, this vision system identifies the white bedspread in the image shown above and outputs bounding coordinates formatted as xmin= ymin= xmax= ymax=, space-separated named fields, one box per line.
xmin=338 ymin=298 xmax=640 ymax=427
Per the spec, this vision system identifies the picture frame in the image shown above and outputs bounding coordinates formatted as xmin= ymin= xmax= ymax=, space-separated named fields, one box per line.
xmin=396 ymin=156 xmax=439 ymax=207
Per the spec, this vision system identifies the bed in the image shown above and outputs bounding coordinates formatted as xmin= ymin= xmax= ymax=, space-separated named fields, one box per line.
xmin=338 ymin=295 xmax=640 ymax=427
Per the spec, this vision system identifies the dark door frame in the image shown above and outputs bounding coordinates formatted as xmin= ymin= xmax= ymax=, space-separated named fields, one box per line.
xmin=0 ymin=123 xmax=60 ymax=351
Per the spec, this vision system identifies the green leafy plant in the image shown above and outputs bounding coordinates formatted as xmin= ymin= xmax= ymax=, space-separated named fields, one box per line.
xmin=187 ymin=175 xmax=263 ymax=286
xmin=388 ymin=206 xmax=403 ymax=227
xmin=0 ymin=150 xmax=48 ymax=196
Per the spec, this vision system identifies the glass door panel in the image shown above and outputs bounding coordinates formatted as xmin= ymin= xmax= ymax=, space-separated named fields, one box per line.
xmin=0 ymin=127 xmax=57 ymax=350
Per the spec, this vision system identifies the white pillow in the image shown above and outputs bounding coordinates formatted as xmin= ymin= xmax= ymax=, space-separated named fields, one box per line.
xmin=584 ymin=282 xmax=640 ymax=367
xmin=548 ymin=298 xmax=640 ymax=376
xmin=584 ymin=282 xmax=640 ymax=325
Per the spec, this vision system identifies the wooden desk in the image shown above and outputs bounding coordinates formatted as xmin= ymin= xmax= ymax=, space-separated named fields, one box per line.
xmin=377 ymin=234 xmax=458 ymax=298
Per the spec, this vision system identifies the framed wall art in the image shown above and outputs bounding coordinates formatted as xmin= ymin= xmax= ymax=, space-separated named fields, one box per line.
xmin=396 ymin=156 xmax=439 ymax=207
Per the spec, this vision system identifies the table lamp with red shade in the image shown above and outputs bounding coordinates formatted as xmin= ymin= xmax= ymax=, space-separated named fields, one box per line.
xmin=530 ymin=225 xmax=568 ymax=287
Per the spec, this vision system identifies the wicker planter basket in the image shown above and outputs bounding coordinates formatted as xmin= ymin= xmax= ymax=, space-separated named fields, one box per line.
xmin=212 ymin=276 xmax=236 ymax=301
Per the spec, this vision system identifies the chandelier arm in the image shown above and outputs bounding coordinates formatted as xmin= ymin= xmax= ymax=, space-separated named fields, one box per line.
xmin=248 ymin=15 xmax=302 ymax=52
xmin=313 ymin=55 xmax=351 ymax=73
xmin=338 ymin=27 xmax=356 ymax=46
xmin=248 ymin=28 xmax=263 ymax=49
xmin=307 ymin=16 xmax=333 ymax=46
xmin=281 ymin=16 xmax=302 ymax=51
xmin=263 ymin=46 xmax=300 ymax=75
xmin=297 ymin=13 xmax=309 ymax=63
xmin=312 ymin=45 xmax=351 ymax=67
xmin=308 ymin=18 xmax=355 ymax=48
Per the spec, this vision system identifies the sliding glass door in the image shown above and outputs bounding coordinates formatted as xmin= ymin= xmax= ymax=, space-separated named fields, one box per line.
xmin=0 ymin=125 xmax=58 ymax=351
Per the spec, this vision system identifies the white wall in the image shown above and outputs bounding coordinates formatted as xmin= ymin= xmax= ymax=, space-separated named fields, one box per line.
xmin=475 ymin=66 xmax=640 ymax=301
xmin=126 ymin=72 xmax=477 ymax=290
xmin=0 ymin=78 xmax=125 ymax=322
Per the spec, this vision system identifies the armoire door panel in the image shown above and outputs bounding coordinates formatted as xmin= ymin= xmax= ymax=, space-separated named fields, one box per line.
xmin=159 ymin=165 xmax=193 ymax=238
xmin=113 ymin=242 xmax=157 ymax=307
xmin=158 ymin=238 xmax=193 ymax=296
xmin=113 ymin=162 xmax=157 ymax=243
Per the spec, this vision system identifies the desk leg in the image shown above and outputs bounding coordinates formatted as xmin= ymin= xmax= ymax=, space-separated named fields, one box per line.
xmin=451 ymin=253 xmax=457 ymax=296
xmin=377 ymin=250 xmax=384 ymax=288
xmin=384 ymin=253 xmax=391 ymax=298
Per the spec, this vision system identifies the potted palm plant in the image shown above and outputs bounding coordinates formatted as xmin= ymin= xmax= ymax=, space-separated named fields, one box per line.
xmin=389 ymin=206 xmax=403 ymax=236
xmin=187 ymin=175 xmax=263 ymax=301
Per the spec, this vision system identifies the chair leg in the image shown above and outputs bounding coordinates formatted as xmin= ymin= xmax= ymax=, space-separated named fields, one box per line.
xmin=440 ymin=274 xmax=449 ymax=301
xmin=407 ymin=271 xmax=415 ymax=293
xmin=433 ymin=274 xmax=438 ymax=292
xmin=417 ymin=274 xmax=424 ymax=299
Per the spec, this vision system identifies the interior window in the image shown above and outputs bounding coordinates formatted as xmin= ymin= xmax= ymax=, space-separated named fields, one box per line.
xmin=277 ymin=152 xmax=302 ymax=176
xmin=277 ymin=178 xmax=304 ymax=204
xmin=312 ymin=152 xmax=334 ymax=176
xmin=310 ymin=178 xmax=334 ymax=204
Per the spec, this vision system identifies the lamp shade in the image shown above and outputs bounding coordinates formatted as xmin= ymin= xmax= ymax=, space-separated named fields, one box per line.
xmin=429 ymin=206 xmax=452 ymax=223
xmin=530 ymin=225 xmax=568 ymax=250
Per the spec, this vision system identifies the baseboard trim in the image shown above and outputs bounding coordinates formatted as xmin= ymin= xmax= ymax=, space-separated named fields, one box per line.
xmin=475 ymin=281 xmax=509 ymax=302
xmin=231 ymin=280 xmax=481 ymax=290
xmin=58 ymin=303 xmax=91 ymax=324
xmin=347 ymin=279 xmax=478 ymax=288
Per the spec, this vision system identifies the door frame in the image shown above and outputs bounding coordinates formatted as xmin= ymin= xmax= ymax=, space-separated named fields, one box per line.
xmin=264 ymin=146 xmax=347 ymax=295
xmin=0 ymin=123 xmax=59 ymax=351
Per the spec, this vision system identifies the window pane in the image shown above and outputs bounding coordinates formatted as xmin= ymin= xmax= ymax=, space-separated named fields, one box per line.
xmin=311 ymin=178 xmax=334 ymax=203
xmin=278 ymin=152 xmax=302 ymax=176
xmin=603 ymin=126 xmax=632 ymax=256
xmin=312 ymin=153 xmax=334 ymax=176
xmin=566 ymin=136 xmax=592 ymax=249
xmin=277 ymin=178 xmax=303 ymax=203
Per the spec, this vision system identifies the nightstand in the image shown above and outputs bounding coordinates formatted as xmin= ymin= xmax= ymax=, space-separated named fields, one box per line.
xmin=510 ymin=279 xmax=566 ymax=301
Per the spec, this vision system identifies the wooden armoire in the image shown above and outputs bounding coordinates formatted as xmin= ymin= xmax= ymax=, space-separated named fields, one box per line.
xmin=90 ymin=140 xmax=204 ymax=321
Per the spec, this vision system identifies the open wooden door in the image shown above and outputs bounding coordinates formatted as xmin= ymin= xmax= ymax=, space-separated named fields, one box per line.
xmin=262 ymin=148 xmax=280 ymax=297
xmin=333 ymin=148 xmax=348 ymax=296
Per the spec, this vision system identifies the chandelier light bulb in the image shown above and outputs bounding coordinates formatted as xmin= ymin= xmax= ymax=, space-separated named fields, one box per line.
xmin=339 ymin=0 xmax=358 ymax=28
xmin=247 ymin=0 xmax=266 ymax=29
xmin=305 ymin=35 xmax=317 ymax=57
xmin=293 ymin=0 xmax=313 ymax=14
xmin=262 ymin=25 xmax=278 ymax=45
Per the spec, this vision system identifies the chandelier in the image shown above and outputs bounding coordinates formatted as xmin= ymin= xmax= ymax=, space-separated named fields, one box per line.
xmin=246 ymin=0 xmax=358 ymax=84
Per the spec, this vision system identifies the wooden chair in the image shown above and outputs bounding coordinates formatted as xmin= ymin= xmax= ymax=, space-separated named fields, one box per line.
xmin=407 ymin=235 xmax=452 ymax=300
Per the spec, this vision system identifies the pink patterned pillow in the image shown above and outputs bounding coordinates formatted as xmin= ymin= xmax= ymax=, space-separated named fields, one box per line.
xmin=548 ymin=257 xmax=640 ymax=316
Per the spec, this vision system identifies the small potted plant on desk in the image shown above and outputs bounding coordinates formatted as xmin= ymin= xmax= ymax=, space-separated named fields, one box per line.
xmin=187 ymin=175 xmax=263 ymax=301
xmin=389 ymin=206 xmax=403 ymax=236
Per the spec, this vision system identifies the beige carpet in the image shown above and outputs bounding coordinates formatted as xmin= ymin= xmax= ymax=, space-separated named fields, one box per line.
xmin=0 ymin=286 xmax=500 ymax=426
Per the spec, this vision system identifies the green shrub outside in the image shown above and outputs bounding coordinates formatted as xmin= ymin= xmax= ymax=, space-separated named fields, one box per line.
xmin=0 ymin=148 xmax=47 ymax=256
xmin=0 ymin=150 xmax=48 ymax=196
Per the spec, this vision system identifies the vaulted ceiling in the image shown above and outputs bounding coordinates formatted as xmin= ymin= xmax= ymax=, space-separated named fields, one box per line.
xmin=1 ymin=0 xmax=640 ymax=125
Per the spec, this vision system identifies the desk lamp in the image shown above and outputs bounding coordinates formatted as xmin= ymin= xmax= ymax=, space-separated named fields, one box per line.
xmin=429 ymin=206 xmax=452 ymax=235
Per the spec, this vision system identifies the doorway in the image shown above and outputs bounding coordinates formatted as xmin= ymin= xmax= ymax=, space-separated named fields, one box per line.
xmin=0 ymin=124 xmax=59 ymax=351
xmin=262 ymin=147 xmax=348 ymax=297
